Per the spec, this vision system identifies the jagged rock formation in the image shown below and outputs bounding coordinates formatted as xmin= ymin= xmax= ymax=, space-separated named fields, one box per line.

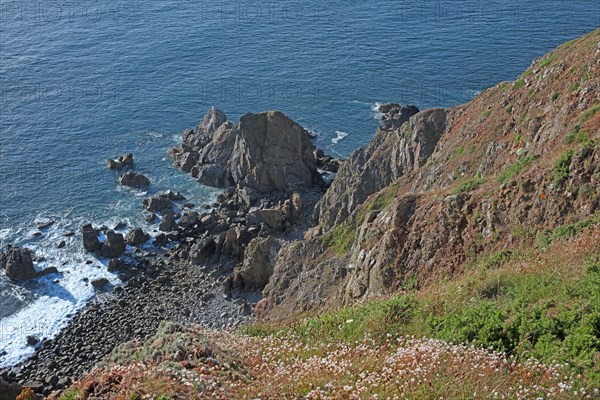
xmin=261 ymin=29 xmax=600 ymax=318
xmin=318 ymin=106 xmax=446 ymax=230
xmin=0 ymin=247 xmax=37 ymax=281
xmin=169 ymin=108 xmax=322 ymax=193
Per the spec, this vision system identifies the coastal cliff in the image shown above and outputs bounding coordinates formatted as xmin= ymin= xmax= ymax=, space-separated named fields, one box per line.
xmin=3 ymin=29 xmax=599 ymax=399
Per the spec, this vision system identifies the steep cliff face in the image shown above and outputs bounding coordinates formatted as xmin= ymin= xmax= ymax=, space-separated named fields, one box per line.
xmin=261 ymin=29 xmax=600 ymax=318
xmin=317 ymin=107 xmax=447 ymax=230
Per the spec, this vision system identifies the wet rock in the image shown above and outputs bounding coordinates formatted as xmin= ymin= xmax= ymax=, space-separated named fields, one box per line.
xmin=82 ymin=224 xmax=101 ymax=253
xmin=0 ymin=247 xmax=37 ymax=281
xmin=107 ymin=258 xmax=126 ymax=273
xmin=26 ymin=335 xmax=39 ymax=346
xmin=91 ymin=278 xmax=109 ymax=290
xmin=38 ymin=267 xmax=58 ymax=277
xmin=163 ymin=190 xmax=186 ymax=201
xmin=100 ymin=230 xmax=126 ymax=258
xmin=119 ymin=171 xmax=151 ymax=188
xmin=35 ymin=220 xmax=54 ymax=230
xmin=159 ymin=212 xmax=177 ymax=232
xmin=143 ymin=196 xmax=173 ymax=213
xmin=125 ymin=228 xmax=150 ymax=246
xmin=107 ymin=153 xmax=134 ymax=170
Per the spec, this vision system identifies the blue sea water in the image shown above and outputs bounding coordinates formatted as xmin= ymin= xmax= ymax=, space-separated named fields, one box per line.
xmin=0 ymin=0 xmax=598 ymax=366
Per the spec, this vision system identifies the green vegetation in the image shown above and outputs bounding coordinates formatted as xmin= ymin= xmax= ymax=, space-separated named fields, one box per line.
xmin=58 ymin=389 xmax=80 ymax=400
xmin=246 ymin=240 xmax=600 ymax=383
xmin=580 ymin=103 xmax=600 ymax=123
xmin=514 ymin=132 xmax=522 ymax=146
xmin=454 ymin=145 xmax=464 ymax=157
xmin=497 ymin=154 xmax=539 ymax=184
xmin=536 ymin=212 xmax=600 ymax=249
xmin=569 ymin=81 xmax=580 ymax=92
xmin=483 ymin=109 xmax=492 ymax=118
xmin=538 ymin=52 xmax=557 ymax=68
xmin=552 ymin=149 xmax=575 ymax=186
xmin=321 ymin=220 xmax=356 ymax=255
xmin=566 ymin=125 xmax=591 ymax=145
xmin=505 ymin=104 xmax=513 ymax=114
xmin=322 ymin=185 xmax=398 ymax=255
xmin=454 ymin=176 xmax=484 ymax=194
xmin=551 ymin=92 xmax=559 ymax=101
xmin=528 ymin=87 xmax=536 ymax=98
xmin=513 ymin=79 xmax=525 ymax=90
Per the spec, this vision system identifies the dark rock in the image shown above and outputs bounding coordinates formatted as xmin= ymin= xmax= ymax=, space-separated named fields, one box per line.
xmin=107 ymin=153 xmax=134 ymax=170
xmin=377 ymin=103 xmax=420 ymax=130
xmin=63 ymin=231 xmax=75 ymax=237
xmin=26 ymin=335 xmax=39 ymax=346
xmin=100 ymin=230 xmax=126 ymax=258
xmin=107 ymin=258 xmax=126 ymax=273
xmin=125 ymin=228 xmax=150 ymax=246
xmin=164 ymin=190 xmax=186 ymax=201
xmin=119 ymin=171 xmax=151 ymax=188
xmin=38 ymin=267 xmax=58 ymax=277
xmin=82 ymin=224 xmax=101 ymax=253
xmin=143 ymin=196 xmax=173 ymax=213
xmin=114 ymin=221 xmax=128 ymax=230
xmin=159 ymin=212 xmax=177 ymax=232
xmin=0 ymin=247 xmax=37 ymax=281
xmin=56 ymin=240 xmax=66 ymax=249
xmin=35 ymin=220 xmax=54 ymax=230
xmin=145 ymin=213 xmax=157 ymax=223
xmin=91 ymin=278 xmax=109 ymax=290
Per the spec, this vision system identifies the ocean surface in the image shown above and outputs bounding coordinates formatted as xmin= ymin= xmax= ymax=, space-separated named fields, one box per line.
xmin=0 ymin=0 xmax=598 ymax=366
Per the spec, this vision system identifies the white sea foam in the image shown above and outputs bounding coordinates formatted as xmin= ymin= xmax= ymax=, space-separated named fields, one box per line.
xmin=331 ymin=131 xmax=349 ymax=144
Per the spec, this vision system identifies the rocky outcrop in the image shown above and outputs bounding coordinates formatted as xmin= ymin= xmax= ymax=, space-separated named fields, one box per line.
xmin=119 ymin=171 xmax=150 ymax=188
xmin=260 ymin=30 xmax=600 ymax=319
xmin=378 ymin=103 xmax=420 ymax=130
xmin=317 ymin=107 xmax=446 ymax=230
xmin=82 ymin=224 xmax=101 ymax=253
xmin=169 ymin=108 xmax=322 ymax=193
xmin=107 ymin=153 xmax=134 ymax=170
xmin=143 ymin=195 xmax=173 ymax=213
xmin=100 ymin=230 xmax=126 ymax=259
xmin=231 ymin=236 xmax=282 ymax=291
xmin=0 ymin=247 xmax=37 ymax=281
xmin=125 ymin=228 xmax=150 ymax=246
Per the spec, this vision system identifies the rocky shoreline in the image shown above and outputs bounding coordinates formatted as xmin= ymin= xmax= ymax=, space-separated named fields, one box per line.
xmin=0 ymin=107 xmax=345 ymax=397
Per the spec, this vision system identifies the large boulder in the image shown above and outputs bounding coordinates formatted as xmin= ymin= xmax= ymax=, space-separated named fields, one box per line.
xmin=0 ymin=247 xmax=37 ymax=281
xmin=159 ymin=212 xmax=177 ymax=232
xmin=125 ymin=228 xmax=150 ymax=246
xmin=377 ymin=103 xmax=420 ymax=130
xmin=100 ymin=230 xmax=126 ymax=258
xmin=119 ymin=171 xmax=150 ymax=188
xmin=143 ymin=196 xmax=173 ymax=213
xmin=82 ymin=224 xmax=101 ymax=253
xmin=169 ymin=108 xmax=321 ymax=192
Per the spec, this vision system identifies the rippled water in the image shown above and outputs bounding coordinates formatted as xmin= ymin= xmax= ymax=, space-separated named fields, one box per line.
xmin=0 ymin=0 xmax=598 ymax=366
